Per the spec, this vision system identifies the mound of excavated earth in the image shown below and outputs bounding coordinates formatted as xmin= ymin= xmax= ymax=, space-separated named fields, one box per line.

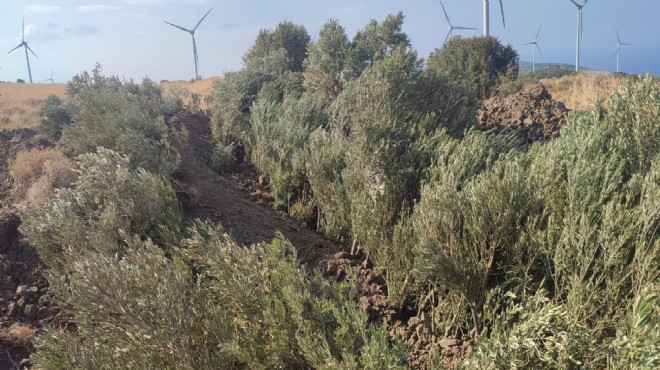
xmin=477 ymin=84 xmax=569 ymax=143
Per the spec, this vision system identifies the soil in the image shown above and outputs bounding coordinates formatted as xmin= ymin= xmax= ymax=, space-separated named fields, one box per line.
xmin=0 ymin=129 xmax=59 ymax=370
xmin=0 ymin=111 xmax=472 ymax=369
xmin=477 ymin=84 xmax=569 ymax=143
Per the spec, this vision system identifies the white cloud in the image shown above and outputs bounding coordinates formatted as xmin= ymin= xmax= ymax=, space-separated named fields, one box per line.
xmin=76 ymin=5 xmax=121 ymax=13
xmin=23 ymin=5 xmax=62 ymax=13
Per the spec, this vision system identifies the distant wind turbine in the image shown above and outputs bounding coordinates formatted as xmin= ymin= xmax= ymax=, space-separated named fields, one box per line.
xmin=164 ymin=8 xmax=213 ymax=80
xmin=614 ymin=29 xmax=631 ymax=73
xmin=482 ymin=0 xmax=506 ymax=37
xmin=8 ymin=18 xmax=38 ymax=83
xmin=524 ymin=26 xmax=543 ymax=73
xmin=570 ymin=0 xmax=588 ymax=72
xmin=44 ymin=69 xmax=54 ymax=83
xmin=438 ymin=1 xmax=478 ymax=46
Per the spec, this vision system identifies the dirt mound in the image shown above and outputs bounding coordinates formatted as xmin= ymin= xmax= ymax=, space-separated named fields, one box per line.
xmin=477 ymin=84 xmax=569 ymax=143
xmin=0 ymin=211 xmax=57 ymax=370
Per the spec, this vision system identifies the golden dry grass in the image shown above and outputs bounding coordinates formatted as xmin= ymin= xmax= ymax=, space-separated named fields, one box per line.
xmin=162 ymin=76 xmax=223 ymax=110
xmin=9 ymin=148 xmax=78 ymax=207
xmin=541 ymin=71 xmax=627 ymax=110
xmin=0 ymin=323 xmax=36 ymax=345
xmin=0 ymin=82 xmax=67 ymax=131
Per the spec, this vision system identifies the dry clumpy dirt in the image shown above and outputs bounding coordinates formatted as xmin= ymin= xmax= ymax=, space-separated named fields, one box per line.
xmin=1 ymin=129 xmax=61 ymax=370
xmin=477 ymin=84 xmax=569 ymax=143
xmin=1 ymin=113 xmax=471 ymax=369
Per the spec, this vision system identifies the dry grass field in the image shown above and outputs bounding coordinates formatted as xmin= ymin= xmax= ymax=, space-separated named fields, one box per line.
xmin=0 ymin=77 xmax=223 ymax=132
xmin=162 ymin=76 xmax=223 ymax=110
xmin=541 ymin=71 xmax=627 ymax=110
xmin=0 ymin=83 xmax=67 ymax=131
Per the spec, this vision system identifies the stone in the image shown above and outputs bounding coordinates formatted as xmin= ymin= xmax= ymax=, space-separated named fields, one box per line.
xmin=16 ymin=285 xmax=38 ymax=297
xmin=23 ymin=304 xmax=37 ymax=320
xmin=438 ymin=338 xmax=460 ymax=349
xmin=7 ymin=301 xmax=20 ymax=317
xmin=38 ymin=294 xmax=50 ymax=307
xmin=37 ymin=306 xmax=57 ymax=320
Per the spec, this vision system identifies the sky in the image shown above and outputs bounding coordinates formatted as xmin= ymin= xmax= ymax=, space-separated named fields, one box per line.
xmin=0 ymin=0 xmax=658 ymax=83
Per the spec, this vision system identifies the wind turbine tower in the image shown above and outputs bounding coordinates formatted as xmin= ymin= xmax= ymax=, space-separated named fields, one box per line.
xmin=8 ymin=18 xmax=38 ymax=83
xmin=45 ymin=69 xmax=54 ymax=83
xmin=483 ymin=0 xmax=506 ymax=37
xmin=439 ymin=1 xmax=478 ymax=46
xmin=570 ymin=0 xmax=588 ymax=72
xmin=615 ymin=29 xmax=631 ymax=73
xmin=164 ymin=8 xmax=213 ymax=80
xmin=524 ymin=26 xmax=543 ymax=73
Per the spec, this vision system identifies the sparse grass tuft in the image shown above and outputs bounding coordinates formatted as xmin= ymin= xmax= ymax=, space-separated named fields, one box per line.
xmin=9 ymin=148 xmax=78 ymax=207
xmin=0 ymin=323 xmax=37 ymax=346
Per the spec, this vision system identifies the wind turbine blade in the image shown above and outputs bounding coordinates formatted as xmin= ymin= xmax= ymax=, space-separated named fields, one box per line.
xmin=443 ymin=30 xmax=451 ymax=46
xmin=536 ymin=44 xmax=544 ymax=58
xmin=163 ymin=20 xmax=191 ymax=33
xmin=498 ymin=0 xmax=506 ymax=28
xmin=523 ymin=42 xmax=534 ymax=45
xmin=26 ymin=44 xmax=38 ymax=59
xmin=536 ymin=26 xmax=542 ymax=40
xmin=615 ymin=28 xmax=621 ymax=43
xmin=614 ymin=48 xmax=619 ymax=59
xmin=438 ymin=1 xmax=451 ymax=25
xmin=570 ymin=0 xmax=580 ymax=7
xmin=22 ymin=18 xmax=25 ymax=42
xmin=193 ymin=8 xmax=213 ymax=32
xmin=622 ymin=42 xmax=632 ymax=46
xmin=8 ymin=44 xmax=22 ymax=54
xmin=454 ymin=27 xmax=478 ymax=30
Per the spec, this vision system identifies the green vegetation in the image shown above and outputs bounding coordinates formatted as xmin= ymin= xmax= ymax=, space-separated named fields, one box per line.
xmin=206 ymin=14 xmax=659 ymax=368
xmin=427 ymin=36 xmax=518 ymax=99
xmin=17 ymin=13 xmax=660 ymax=369
xmin=62 ymin=64 xmax=187 ymax=176
xmin=23 ymin=149 xmax=406 ymax=368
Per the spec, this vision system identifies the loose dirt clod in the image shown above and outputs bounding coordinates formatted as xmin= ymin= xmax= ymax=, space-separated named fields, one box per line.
xmin=477 ymin=84 xmax=569 ymax=143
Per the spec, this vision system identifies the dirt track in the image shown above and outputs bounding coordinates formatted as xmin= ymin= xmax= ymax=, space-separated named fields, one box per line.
xmin=173 ymin=112 xmax=342 ymax=269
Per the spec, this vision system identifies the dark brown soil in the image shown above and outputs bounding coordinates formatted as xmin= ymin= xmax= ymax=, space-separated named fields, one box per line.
xmin=1 ymin=129 xmax=58 ymax=370
xmin=477 ymin=84 xmax=569 ymax=143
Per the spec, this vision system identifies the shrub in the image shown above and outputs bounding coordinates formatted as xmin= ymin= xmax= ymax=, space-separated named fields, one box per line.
xmin=427 ymin=36 xmax=518 ymax=100
xmin=61 ymin=65 xmax=186 ymax=177
xmin=20 ymin=148 xmax=181 ymax=273
xmin=411 ymin=131 xmax=529 ymax=333
xmin=463 ymin=289 xmax=592 ymax=369
xmin=37 ymin=94 xmax=73 ymax=142
xmin=250 ymin=91 xmax=328 ymax=209
xmin=8 ymin=148 xmax=77 ymax=207
xmin=210 ymin=142 xmax=237 ymax=174
xmin=303 ymin=19 xmax=350 ymax=98
xmin=32 ymin=223 xmax=408 ymax=369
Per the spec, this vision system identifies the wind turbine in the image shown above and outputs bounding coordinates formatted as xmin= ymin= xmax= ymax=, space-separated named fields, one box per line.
xmin=614 ymin=29 xmax=631 ymax=73
xmin=8 ymin=18 xmax=38 ymax=83
xmin=524 ymin=26 xmax=543 ymax=73
xmin=164 ymin=8 xmax=213 ymax=80
xmin=570 ymin=0 xmax=588 ymax=72
xmin=438 ymin=1 xmax=478 ymax=46
xmin=482 ymin=0 xmax=506 ymax=37
xmin=44 ymin=69 xmax=54 ymax=83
